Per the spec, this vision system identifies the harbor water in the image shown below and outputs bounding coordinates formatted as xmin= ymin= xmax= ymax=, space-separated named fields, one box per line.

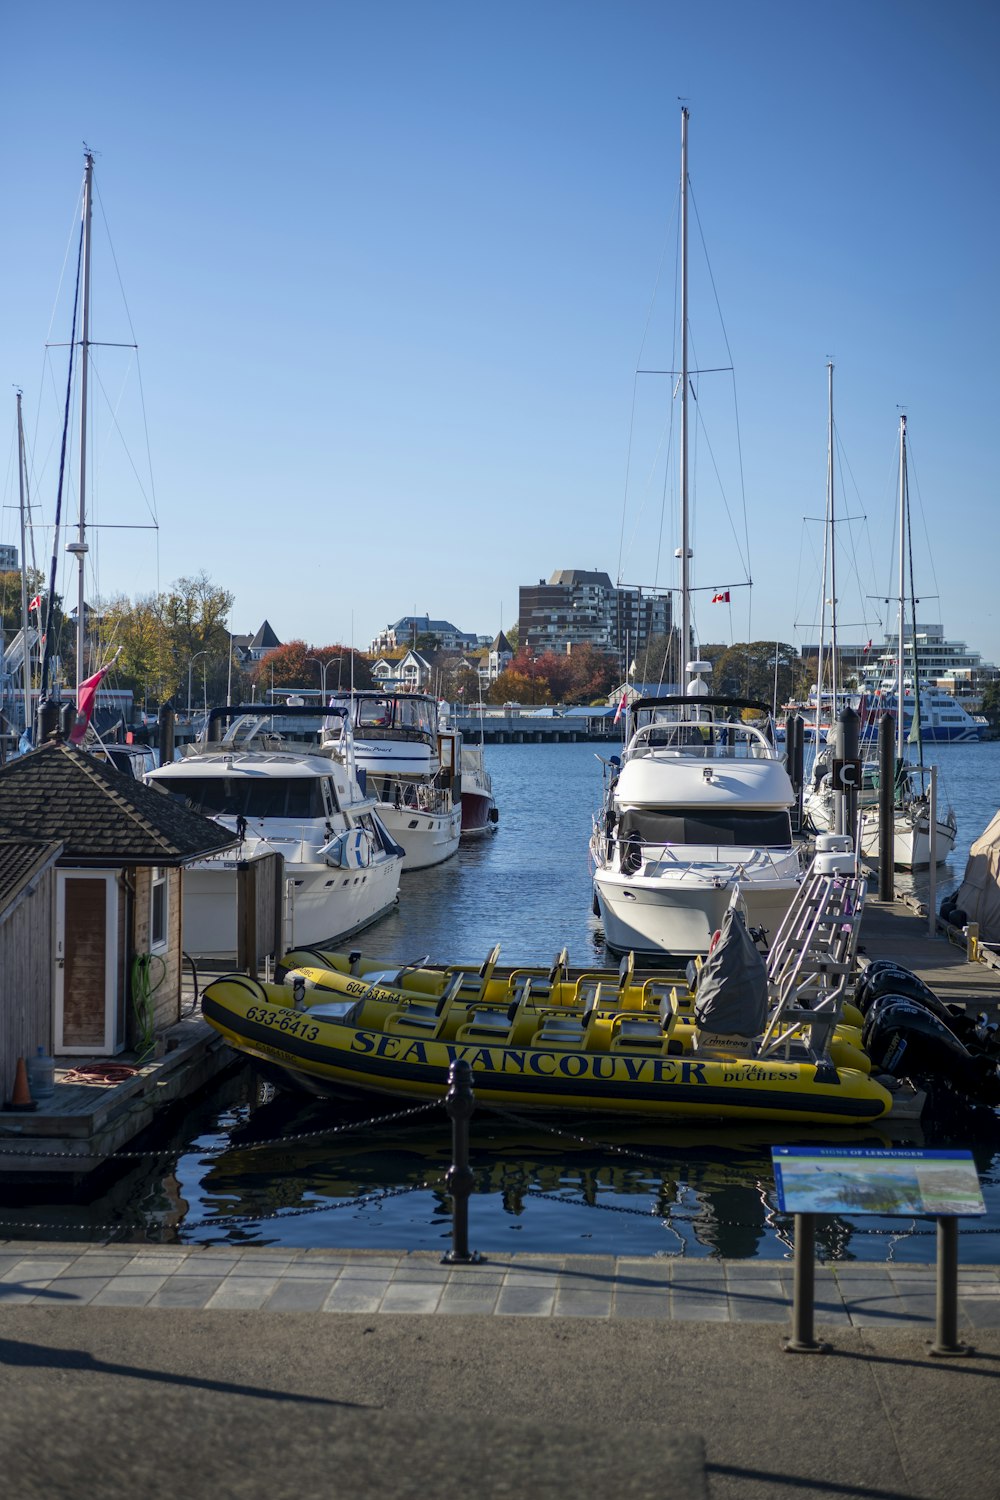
xmin=6 ymin=740 xmax=1000 ymax=1261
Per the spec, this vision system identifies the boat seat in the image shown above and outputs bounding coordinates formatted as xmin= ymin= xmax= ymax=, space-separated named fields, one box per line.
xmin=383 ymin=970 xmax=469 ymax=1035
xmin=424 ymin=943 xmax=503 ymax=1005
xmin=531 ymin=1008 xmax=601 ymax=1049
xmin=610 ymin=1014 xmax=666 ymax=1050
xmin=453 ymin=1004 xmax=517 ymax=1043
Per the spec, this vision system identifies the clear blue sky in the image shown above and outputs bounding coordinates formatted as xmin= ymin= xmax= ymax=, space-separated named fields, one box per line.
xmin=3 ymin=1 xmax=998 ymax=664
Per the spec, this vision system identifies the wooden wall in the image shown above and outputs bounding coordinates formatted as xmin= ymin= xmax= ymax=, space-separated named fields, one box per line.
xmin=0 ymin=868 xmax=56 ymax=1105
xmin=130 ymin=866 xmax=183 ymax=1034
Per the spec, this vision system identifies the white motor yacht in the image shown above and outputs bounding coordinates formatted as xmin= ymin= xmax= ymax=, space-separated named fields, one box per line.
xmin=591 ymin=112 xmax=802 ymax=958
xmin=323 ymin=692 xmax=462 ymax=870
xmin=146 ymin=706 xmax=403 ymax=957
xmin=592 ymin=689 xmax=803 ymax=958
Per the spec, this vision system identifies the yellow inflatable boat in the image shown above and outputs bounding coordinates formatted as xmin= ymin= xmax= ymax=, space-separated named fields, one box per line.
xmin=202 ymin=949 xmax=890 ymax=1124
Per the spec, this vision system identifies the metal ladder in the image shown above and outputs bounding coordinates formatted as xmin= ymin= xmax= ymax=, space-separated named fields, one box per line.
xmin=757 ymin=864 xmax=868 ymax=1063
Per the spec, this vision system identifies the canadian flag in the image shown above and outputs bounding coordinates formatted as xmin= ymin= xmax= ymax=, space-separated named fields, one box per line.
xmin=862 ymin=639 xmax=872 ymax=654
xmin=28 ymin=594 xmax=42 ymax=612
xmin=69 ymin=652 xmax=120 ymax=745
xmin=711 ymin=590 xmax=730 ymax=604
xmin=613 ymin=690 xmax=628 ymax=724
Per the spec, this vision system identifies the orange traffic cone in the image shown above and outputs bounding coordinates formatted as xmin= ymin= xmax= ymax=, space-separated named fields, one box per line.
xmin=7 ymin=1056 xmax=37 ymax=1112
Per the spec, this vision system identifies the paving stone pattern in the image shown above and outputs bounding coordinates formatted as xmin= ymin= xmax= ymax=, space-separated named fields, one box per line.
xmin=1 ymin=1244 xmax=999 ymax=1327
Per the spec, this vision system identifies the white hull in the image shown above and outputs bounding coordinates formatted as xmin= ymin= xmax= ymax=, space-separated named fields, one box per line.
xmin=182 ymin=853 xmax=400 ymax=958
xmin=857 ymin=809 xmax=957 ymax=870
xmin=593 ymin=845 xmax=801 ymax=957
xmin=807 ymin=789 xmax=956 ymax=869
xmin=379 ymin=803 xmax=462 ymax=870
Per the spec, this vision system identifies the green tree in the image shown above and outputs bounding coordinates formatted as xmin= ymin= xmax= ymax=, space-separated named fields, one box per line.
xmin=979 ymin=680 xmax=1000 ymax=732
xmin=711 ymin=641 xmax=800 ymax=706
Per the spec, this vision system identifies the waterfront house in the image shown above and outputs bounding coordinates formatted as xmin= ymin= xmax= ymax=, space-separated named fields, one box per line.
xmin=0 ymin=741 xmax=235 ymax=1103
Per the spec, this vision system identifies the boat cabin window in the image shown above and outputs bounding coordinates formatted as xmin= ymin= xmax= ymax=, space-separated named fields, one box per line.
xmin=355 ymin=697 xmax=395 ymax=728
xmin=619 ymin=807 xmax=793 ymax=847
xmin=162 ymin=775 xmax=327 ymax=820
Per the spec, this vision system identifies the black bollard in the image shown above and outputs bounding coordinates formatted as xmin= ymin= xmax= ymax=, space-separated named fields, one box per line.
xmin=878 ymin=712 xmax=895 ymax=899
xmin=840 ymin=704 xmax=860 ymax=842
xmin=158 ymin=700 xmax=175 ymax=767
xmin=441 ymin=1059 xmax=484 ymax=1265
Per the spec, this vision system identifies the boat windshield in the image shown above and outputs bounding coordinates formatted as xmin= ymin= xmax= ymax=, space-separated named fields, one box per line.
xmin=330 ymin=694 xmax=437 ymax=736
xmin=619 ymin=807 xmax=793 ymax=847
xmin=159 ymin=775 xmax=327 ymax=820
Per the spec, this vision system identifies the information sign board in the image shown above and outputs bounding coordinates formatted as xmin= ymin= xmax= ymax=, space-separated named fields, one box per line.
xmin=772 ymin=1147 xmax=985 ymax=1217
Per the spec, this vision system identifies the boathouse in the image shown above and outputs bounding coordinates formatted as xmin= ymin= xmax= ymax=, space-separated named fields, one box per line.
xmin=0 ymin=741 xmax=235 ymax=1106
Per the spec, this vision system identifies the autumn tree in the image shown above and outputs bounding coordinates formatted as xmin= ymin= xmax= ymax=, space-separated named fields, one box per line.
xmin=487 ymin=668 xmax=552 ymax=706
xmin=564 ymin=643 xmax=618 ymax=703
xmin=248 ymin=642 xmax=373 ymax=697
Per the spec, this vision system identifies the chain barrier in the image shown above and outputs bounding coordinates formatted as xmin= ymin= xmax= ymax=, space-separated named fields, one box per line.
xmin=0 ymin=1097 xmax=443 ymax=1162
xmin=0 ymin=1183 xmax=430 ymax=1239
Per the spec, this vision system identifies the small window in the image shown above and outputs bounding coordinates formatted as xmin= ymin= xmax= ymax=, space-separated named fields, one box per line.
xmin=150 ymin=868 xmax=168 ymax=952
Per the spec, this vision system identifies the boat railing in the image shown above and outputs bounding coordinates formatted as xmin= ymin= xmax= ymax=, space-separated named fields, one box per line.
xmin=625 ymin=722 xmax=777 ymax=762
xmin=608 ymin=833 xmax=798 ymax=881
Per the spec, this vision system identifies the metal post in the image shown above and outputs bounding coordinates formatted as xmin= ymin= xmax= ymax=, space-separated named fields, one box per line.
xmin=784 ymin=1213 xmax=829 ymax=1353
xmin=927 ymin=764 xmax=937 ymax=937
xmin=830 ymin=716 xmax=845 ymax=837
xmin=841 ymin=704 xmax=860 ymax=844
xmin=929 ymin=1217 xmax=971 ymax=1357
xmin=878 ymin=712 xmax=895 ymax=899
xmin=442 ymin=1059 xmax=483 ymax=1265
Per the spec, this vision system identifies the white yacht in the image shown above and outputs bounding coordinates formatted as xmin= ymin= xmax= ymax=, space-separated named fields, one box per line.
xmin=146 ymin=707 xmax=403 ymax=957
xmin=592 ymin=686 xmax=802 ymax=957
xmin=323 ymin=691 xmax=462 ymax=870
xmin=591 ymin=111 xmax=803 ymax=958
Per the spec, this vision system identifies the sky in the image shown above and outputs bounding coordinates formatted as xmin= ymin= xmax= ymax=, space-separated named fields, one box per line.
xmin=2 ymin=1 xmax=998 ymax=667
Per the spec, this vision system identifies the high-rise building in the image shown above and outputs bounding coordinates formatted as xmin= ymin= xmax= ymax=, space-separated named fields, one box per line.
xmin=518 ymin=570 xmax=670 ymax=662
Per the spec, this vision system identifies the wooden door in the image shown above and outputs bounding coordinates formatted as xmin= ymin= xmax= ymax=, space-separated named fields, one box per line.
xmin=55 ymin=872 xmax=122 ymax=1055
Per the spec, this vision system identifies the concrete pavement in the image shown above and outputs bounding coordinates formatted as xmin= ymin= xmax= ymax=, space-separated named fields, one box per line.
xmin=3 ymin=1244 xmax=1000 ymax=1498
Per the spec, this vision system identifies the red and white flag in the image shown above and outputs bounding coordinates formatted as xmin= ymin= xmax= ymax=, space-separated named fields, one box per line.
xmin=28 ymin=594 xmax=42 ymax=612
xmin=69 ymin=653 xmax=119 ymax=745
xmin=711 ymin=590 xmax=730 ymax=604
xmin=862 ymin=639 xmax=872 ymax=654
xmin=613 ymin=690 xmax=628 ymax=724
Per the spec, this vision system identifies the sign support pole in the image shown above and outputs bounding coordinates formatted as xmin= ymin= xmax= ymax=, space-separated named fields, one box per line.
xmin=929 ymin=1217 xmax=972 ymax=1357
xmin=784 ymin=1214 xmax=829 ymax=1354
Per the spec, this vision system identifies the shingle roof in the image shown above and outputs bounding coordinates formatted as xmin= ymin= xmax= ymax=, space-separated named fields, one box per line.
xmin=250 ymin=620 xmax=281 ymax=650
xmin=0 ymin=742 xmax=237 ymax=867
xmin=0 ymin=838 xmax=63 ymax=920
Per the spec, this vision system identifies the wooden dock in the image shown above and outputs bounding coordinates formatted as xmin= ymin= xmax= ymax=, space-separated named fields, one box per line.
xmin=859 ymin=896 xmax=1000 ymax=1021
xmin=0 ymin=1003 xmax=234 ymax=1179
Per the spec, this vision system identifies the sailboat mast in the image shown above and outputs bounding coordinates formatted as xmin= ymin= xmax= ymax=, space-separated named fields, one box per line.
xmin=828 ymin=361 xmax=838 ymax=710
xmin=679 ymin=107 xmax=691 ymax=690
xmin=72 ymin=151 xmax=95 ymax=692
xmin=896 ymin=413 xmax=907 ymax=762
xmin=16 ymin=391 xmax=32 ymax=720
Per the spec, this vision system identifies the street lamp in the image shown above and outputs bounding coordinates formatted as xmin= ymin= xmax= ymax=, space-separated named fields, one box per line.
xmin=187 ymin=650 xmax=208 ymax=717
xmin=305 ymin=656 xmax=333 ymax=699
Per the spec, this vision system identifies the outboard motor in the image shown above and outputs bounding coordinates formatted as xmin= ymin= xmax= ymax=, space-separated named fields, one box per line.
xmin=863 ymin=993 xmax=1000 ymax=1107
xmin=855 ymin=961 xmax=940 ymax=1016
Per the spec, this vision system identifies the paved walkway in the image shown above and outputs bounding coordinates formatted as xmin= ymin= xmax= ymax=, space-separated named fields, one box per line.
xmin=3 ymin=1242 xmax=1000 ymax=1328
xmin=6 ymin=1245 xmax=1000 ymax=1499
